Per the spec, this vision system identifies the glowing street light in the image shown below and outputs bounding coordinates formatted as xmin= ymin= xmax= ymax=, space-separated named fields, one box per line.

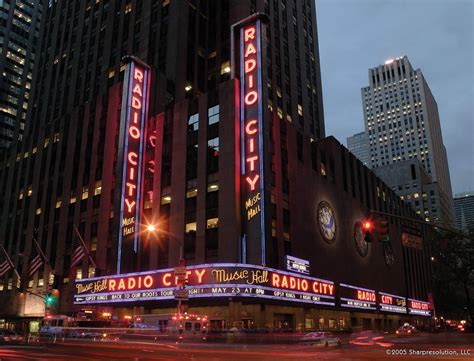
xmin=146 ymin=224 xmax=156 ymax=232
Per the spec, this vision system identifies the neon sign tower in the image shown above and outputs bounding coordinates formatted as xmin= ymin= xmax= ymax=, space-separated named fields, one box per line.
xmin=116 ymin=57 xmax=151 ymax=274
xmin=232 ymin=14 xmax=271 ymax=266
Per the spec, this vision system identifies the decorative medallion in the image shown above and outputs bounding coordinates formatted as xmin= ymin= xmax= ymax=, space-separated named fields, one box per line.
xmin=317 ymin=201 xmax=337 ymax=244
xmin=354 ymin=221 xmax=369 ymax=257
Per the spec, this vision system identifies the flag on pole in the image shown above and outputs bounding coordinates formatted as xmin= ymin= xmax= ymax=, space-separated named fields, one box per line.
xmin=0 ymin=244 xmax=20 ymax=281
xmin=0 ymin=259 xmax=12 ymax=277
xmin=71 ymin=225 xmax=96 ymax=269
xmin=71 ymin=241 xmax=86 ymax=268
xmin=27 ymin=254 xmax=43 ymax=278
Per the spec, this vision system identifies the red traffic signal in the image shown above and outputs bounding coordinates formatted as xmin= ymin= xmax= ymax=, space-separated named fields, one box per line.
xmin=361 ymin=220 xmax=374 ymax=242
xmin=363 ymin=221 xmax=373 ymax=231
xmin=377 ymin=219 xmax=389 ymax=241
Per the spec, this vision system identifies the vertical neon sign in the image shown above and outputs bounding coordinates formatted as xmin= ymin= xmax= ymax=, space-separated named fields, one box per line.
xmin=237 ymin=16 xmax=267 ymax=265
xmin=117 ymin=58 xmax=150 ymax=274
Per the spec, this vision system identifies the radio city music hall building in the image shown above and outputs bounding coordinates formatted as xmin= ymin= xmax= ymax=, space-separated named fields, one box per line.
xmin=0 ymin=1 xmax=433 ymax=332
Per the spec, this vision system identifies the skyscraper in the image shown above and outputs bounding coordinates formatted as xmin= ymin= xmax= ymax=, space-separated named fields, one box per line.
xmin=0 ymin=0 xmax=43 ymax=155
xmin=454 ymin=192 xmax=474 ymax=234
xmin=0 ymin=2 xmax=432 ymax=332
xmin=348 ymin=56 xmax=454 ymax=222
xmin=347 ymin=131 xmax=369 ymax=166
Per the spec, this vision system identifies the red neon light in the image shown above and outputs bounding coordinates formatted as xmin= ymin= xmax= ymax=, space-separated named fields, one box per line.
xmin=244 ymin=27 xmax=255 ymax=41
xmin=241 ymin=23 xmax=262 ymax=195
xmin=245 ymin=175 xmax=260 ymax=191
xmin=244 ymin=91 xmax=258 ymax=105
xmin=122 ymin=65 xmax=147 ymax=225
xmin=357 ymin=290 xmax=376 ymax=302
xmin=381 ymin=295 xmax=393 ymax=304
xmin=271 ymin=273 xmax=334 ymax=295
xmin=245 ymin=120 xmax=258 ymax=135
xmin=411 ymin=300 xmax=429 ymax=310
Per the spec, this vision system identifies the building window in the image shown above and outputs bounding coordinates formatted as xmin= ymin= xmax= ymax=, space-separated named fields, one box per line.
xmin=188 ymin=113 xmax=199 ymax=132
xmin=208 ymin=105 xmax=219 ymax=125
xmin=76 ymin=269 xmax=82 ymax=280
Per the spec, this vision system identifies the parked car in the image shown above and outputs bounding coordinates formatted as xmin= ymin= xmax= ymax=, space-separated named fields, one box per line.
xmin=300 ymin=331 xmax=341 ymax=347
xmin=0 ymin=330 xmax=23 ymax=344
xmin=396 ymin=324 xmax=419 ymax=336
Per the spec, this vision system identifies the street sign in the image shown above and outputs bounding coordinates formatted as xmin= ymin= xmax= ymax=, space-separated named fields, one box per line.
xmin=174 ymin=266 xmax=187 ymax=277
xmin=174 ymin=289 xmax=189 ymax=301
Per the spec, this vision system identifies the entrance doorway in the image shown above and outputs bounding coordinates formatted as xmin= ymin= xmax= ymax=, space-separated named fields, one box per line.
xmin=273 ymin=313 xmax=294 ymax=332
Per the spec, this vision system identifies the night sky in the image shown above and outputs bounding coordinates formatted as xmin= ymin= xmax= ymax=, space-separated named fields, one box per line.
xmin=316 ymin=0 xmax=473 ymax=195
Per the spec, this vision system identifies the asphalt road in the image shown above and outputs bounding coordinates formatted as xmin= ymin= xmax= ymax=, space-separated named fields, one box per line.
xmin=0 ymin=332 xmax=472 ymax=360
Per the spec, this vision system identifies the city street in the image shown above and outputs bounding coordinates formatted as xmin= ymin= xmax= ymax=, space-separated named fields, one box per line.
xmin=0 ymin=332 xmax=472 ymax=360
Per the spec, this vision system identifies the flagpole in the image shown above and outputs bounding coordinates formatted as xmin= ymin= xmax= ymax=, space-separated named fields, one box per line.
xmin=0 ymin=243 xmax=21 ymax=281
xmin=73 ymin=225 xmax=97 ymax=269
xmin=32 ymin=237 xmax=50 ymax=267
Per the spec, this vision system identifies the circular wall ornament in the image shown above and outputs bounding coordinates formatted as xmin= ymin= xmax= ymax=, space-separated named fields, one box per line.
xmin=354 ymin=221 xmax=369 ymax=257
xmin=317 ymin=201 xmax=337 ymax=244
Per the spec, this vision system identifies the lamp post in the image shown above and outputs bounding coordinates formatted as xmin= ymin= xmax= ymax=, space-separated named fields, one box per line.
xmin=145 ymin=224 xmax=184 ymax=263
xmin=145 ymin=224 xmax=186 ymax=322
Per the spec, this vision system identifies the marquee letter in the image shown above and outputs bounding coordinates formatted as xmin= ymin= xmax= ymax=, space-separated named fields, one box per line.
xmin=133 ymin=83 xmax=143 ymax=97
xmin=132 ymin=96 xmax=142 ymax=110
xmin=244 ymin=91 xmax=258 ymax=105
xmin=244 ymin=43 xmax=257 ymax=58
xmin=245 ymin=119 xmax=258 ymax=135
xmin=129 ymin=126 xmax=140 ymax=139
xmin=144 ymin=275 xmax=153 ymax=288
xmin=109 ymin=279 xmax=116 ymax=291
xmin=128 ymin=277 xmax=136 ymax=290
xmin=134 ymin=68 xmax=144 ymax=83
xmin=126 ymin=182 xmax=137 ymax=196
xmin=163 ymin=273 xmax=171 ymax=286
xmin=246 ymin=175 xmax=260 ymax=191
xmin=125 ymin=199 xmax=136 ymax=213
xmin=128 ymin=152 xmax=138 ymax=165
xmin=245 ymin=58 xmax=256 ymax=73
xmin=195 ymin=269 xmax=206 ymax=284
xmin=244 ymin=27 xmax=256 ymax=42
xmin=246 ymin=156 xmax=258 ymax=171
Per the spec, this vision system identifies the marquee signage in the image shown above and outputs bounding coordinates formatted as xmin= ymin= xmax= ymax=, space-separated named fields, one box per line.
xmin=233 ymin=14 xmax=269 ymax=264
xmin=378 ymin=292 xmax=407 ymax=314
xmin=339 ymin=283 xmax=376 ymax=311
xmin=117 ymin=58 xmax=150 ymax=273
xmin=285 ymin=255 xmax=310 ymax=275
xmin=408 ymin=298 xmax=431 ymax=316
xmin=74 ymin=263 xmax=336 ymax=306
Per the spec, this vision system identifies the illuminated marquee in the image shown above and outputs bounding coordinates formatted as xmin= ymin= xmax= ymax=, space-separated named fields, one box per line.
xmin=339 ymin=283 xmax=377 ymax=311
xmin=408 ymin=298 xmax=431 ymax=316
xmin=378 ymin=292 xmax=407 ymax=314
xmin=235 ymin=15 xmax=268 ymax=264
xmin=74 ymin=263 xmax=336 ymax=306
xmin=117 ymin=58 xmax=150 ymax=273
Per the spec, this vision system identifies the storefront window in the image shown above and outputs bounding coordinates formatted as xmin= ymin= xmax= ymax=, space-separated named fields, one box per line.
xmin=328 ymin=318 xmax=336 ymax=329
xmin=305 ymin=318 xmax=314 ymax=330
xmin=339 ymin=317 xmax=346 ymax=329
xmin=318 ymin=317 xmax=325 ymax=330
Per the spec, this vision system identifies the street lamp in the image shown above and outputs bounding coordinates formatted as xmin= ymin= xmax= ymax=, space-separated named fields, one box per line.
xmin=145 ymin=224 xmax=184 ymax=262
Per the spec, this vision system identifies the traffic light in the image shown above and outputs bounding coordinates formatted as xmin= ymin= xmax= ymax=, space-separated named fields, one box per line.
xmin=183 ymin=278 xmax=189 ymax=289
xmin=45 ymin=294 xmax=55 ymax=305
xmin=376 ymin=218 xmax=389 ymax=241
xmin=362 ymin=220 xmax=373 ymax=242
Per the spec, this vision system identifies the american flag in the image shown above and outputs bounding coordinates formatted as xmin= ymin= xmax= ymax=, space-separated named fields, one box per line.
xmin=0 ymin=259 xmax=12 ymax=277
xmin=70 ymin=243 xmax=86 ymax=268
xmin=27 ymin=254 xmax=43 ymax=278
xmin=70 ymin=225 xmax=95 ymax=269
